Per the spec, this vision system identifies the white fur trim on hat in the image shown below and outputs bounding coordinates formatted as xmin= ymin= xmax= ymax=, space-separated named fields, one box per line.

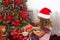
xmin=38 ymin=13 xmax=50 ymax=19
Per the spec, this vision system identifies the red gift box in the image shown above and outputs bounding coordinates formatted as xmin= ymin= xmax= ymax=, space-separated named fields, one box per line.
xmin=25 ymin=25 xmax=33 ymax=32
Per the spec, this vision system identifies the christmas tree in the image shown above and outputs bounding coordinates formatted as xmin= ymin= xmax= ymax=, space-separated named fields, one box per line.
xmin=0 ymin=0 xmax=31 ymax=40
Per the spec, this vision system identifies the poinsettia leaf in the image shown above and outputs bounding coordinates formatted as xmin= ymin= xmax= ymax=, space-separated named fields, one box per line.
xmin=21 ymin=20 xmax=28 ymax=26
xmin=2 ymin=20 xmax=6 ymax=25
xmin=21 ymin=0 xmax=27 ymax=2
xmin=9 ymin=5 xmax=13 ymax=10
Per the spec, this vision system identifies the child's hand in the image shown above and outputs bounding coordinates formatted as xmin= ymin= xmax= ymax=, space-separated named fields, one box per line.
xmin=33 ymin=26 xmax=40 ymax=30
xmin=33 ymin=27 xmax=37 ymax=30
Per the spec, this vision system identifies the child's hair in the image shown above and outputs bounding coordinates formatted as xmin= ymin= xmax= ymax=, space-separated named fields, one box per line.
xmin=40 ymin=17 xmax=52 ymax=29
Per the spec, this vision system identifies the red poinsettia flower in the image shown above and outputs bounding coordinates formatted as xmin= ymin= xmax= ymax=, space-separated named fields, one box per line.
xmin=19 ymin=11 xmax=29 ymax=20
xmin=17 ymin=30 xmax=24 ymax=35
xmin=0 ymin=14 xmax=3 ymax=21
xmin=6 ymin=15 xmax=11 ymax=23
xmin=6 ymin=14 xmax=14 ymax=23
xmin=11 ymin=30 xmax=17 ymax=35
xmin=3 ymin=0 xmax=10 ymax=6
xmin=10 ymin=30 xmax=18 ymax=40
xmin=18 ymin=36 xmax=24 ymax=40
xmin=22 ymin=3 xmax=27 ymax=11
xmin=0 ymin=35 xmax=6 ymax=40
xmin=14 ymin=0 xmax=18 ymax=4
xmin=12 ymin=20 xmax=20 ymax=27
xmin=10 ymin=14 xmax=15 ymax=21
xmin=14 ymin=0 xmax=23 ymax=7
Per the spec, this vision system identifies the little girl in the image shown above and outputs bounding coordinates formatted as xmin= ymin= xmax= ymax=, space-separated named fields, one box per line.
xmin=31 ymin=7 xmax=53 ymax=40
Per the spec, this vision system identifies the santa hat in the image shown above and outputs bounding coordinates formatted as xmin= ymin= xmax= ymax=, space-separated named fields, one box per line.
xmin=38 ymin=7 xmax=51 ymax=19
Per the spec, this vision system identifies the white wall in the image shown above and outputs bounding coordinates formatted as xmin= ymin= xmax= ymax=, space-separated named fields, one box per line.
xmin=51 ymin=11 xmax=60 ymax=36
xmin=27 ymin=0 xmax=60 ymax=12
xmin=27 ymin=0 xmax=60 ymax=36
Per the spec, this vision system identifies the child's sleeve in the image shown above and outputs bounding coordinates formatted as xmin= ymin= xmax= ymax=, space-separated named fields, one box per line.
xmin=43 ymin=27 xmax=52 ymax=33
